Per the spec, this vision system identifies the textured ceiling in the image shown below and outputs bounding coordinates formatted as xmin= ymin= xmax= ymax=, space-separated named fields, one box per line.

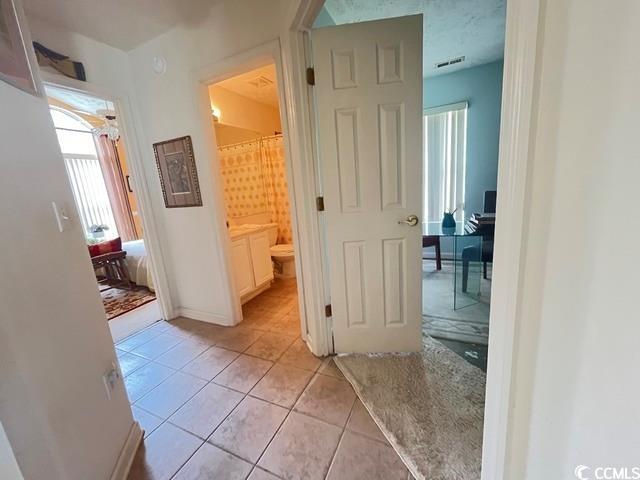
xmin=214 ymin=64 xmax=280 ymax=108
xmin=322 ymin=0 xmax=506 ymax=77
xmin=23 ymin=0 xmax=222 ymax=50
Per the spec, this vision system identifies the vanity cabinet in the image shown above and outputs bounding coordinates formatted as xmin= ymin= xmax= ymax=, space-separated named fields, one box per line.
xmin=230 ymin=230 xmax=274 ymax=302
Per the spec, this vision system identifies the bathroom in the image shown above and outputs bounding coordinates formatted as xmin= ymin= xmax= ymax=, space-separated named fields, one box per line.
xmin=209 ymin=64 xmax=298 ymax=313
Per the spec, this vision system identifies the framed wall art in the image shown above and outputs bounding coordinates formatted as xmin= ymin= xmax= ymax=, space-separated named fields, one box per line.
xmin=153 ymin=135 xmax=203 ymax=208
xmin=0 ymin=0 xmax=40 ymax=95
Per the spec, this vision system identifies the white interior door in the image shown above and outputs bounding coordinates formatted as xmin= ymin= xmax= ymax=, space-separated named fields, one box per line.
xmin=312 ymin=15 xmax=423 ymax=353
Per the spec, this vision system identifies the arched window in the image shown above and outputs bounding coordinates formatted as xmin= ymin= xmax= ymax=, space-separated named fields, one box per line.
xmin=50 ymin=107 xmax=119 ymax=240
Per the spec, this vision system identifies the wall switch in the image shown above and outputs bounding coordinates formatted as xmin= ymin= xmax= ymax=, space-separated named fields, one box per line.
xmin=51 ymin=201 xmax=71 ymax=232
xmin=102 ymin=362 xmax=121 ymax=400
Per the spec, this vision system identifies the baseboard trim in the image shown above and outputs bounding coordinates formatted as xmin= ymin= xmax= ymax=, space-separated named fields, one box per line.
xmin=175 ymin=307 xmax=231 ymax=326
xmin=110 ymin=421 xmax=143 ymax=480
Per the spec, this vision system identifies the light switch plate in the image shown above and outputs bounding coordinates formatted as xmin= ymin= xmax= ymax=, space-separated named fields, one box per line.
xmin=51 ymin=201 xmax=70 ymax=232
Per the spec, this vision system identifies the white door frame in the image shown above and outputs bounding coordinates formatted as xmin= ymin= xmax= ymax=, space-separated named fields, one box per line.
xmin=285 ymin=0 xmax=542 ymax=478
xmin=40 ymin=72 xmax=174 ymax=320
xmin=191 ymin=39 xmax=332 ymax=355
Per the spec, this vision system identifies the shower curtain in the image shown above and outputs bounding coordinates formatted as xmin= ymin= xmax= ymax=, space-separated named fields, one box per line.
xmin=218 ymin=135 xmax=292 ymax=244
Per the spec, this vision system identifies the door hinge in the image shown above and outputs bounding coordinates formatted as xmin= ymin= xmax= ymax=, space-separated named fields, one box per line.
xmin=325 ymin=304 xmax=332 ymax=317
xmin=316 ymin=196 xmax=325 ymax=211
xmin=306 ymin=67 xmax=315 ymax=86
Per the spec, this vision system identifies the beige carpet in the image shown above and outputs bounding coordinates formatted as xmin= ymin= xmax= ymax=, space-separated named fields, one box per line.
xmin=334 ymin=336 xmax=485 ymax=480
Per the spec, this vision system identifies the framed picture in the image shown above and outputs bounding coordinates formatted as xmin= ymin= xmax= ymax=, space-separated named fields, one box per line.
xmin=153 ymin=135 xmax=203 ymax=208
xmin=0 ymin=0 xmax=40 ymax=95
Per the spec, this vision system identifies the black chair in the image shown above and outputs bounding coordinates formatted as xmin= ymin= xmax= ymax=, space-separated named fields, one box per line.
xmin=422 ymin=235 xmax=442 ymax=270
xmin=461 ymin=191 xmax=496 ymax=292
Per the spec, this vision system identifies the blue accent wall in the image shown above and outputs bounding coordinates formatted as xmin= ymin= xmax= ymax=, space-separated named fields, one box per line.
xmin=313 ymin=7 xmax=336 ymax=28
xmin=424 ymin=61 xmax=504 ymax=217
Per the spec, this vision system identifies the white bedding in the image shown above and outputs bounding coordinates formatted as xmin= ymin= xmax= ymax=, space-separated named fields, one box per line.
xmin=122 ymin=240 xmax=155 ymax=292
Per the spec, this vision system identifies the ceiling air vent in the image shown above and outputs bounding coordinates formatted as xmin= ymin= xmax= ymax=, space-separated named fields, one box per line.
xmin=248 ymin=76 xmax=274 ymax=89
xmin=435 ymin=56 xmax=466 ymax=69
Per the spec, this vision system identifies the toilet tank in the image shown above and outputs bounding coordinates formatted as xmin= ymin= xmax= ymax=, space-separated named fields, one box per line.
xmin=265 ymin=223 xmax=278 ymax=246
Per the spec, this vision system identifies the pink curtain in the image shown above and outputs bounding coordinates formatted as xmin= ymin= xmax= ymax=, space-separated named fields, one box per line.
xmin=95 ymin=135 xmax=138 ymax=242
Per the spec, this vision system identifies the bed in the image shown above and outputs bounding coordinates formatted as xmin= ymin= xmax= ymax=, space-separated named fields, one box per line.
xmin=122 ymin=239 xmax=155 ymax=292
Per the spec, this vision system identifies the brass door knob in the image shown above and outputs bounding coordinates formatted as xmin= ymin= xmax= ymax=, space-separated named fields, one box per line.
xmin=398 ymin=215 xmax=419 ymax=226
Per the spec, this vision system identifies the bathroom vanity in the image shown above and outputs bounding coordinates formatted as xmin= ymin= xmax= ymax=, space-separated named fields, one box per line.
xmin=228 ymin=224 xmax=277 ymax=304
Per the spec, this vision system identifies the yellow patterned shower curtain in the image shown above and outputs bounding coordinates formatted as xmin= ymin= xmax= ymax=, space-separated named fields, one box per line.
xmin=218 ymin=134 xmax=292 ymax=244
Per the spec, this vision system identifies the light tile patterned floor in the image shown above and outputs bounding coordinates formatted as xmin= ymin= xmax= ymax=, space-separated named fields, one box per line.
xmin=121 ymin=279 xmax=410 ymax=480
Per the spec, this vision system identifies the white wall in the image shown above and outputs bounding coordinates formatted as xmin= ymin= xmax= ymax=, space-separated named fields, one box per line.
xmin=126 ymin=0 xmax=293 ymax=324
xmin=0 ymin=62 xmax=132 ymax=480
xmin=209 ymin=84 xmax=282 ymax=137
xmin=27 ymin=14 xmax=181 ymax=314
xmin=506 ymin=0 xmax=640 ymax=477
xmin=0 ymin=423 xmax=23 ymax=480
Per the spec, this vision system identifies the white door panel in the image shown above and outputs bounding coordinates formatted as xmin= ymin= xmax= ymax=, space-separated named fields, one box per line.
xmin=230 ymin=238 xmax=254 ymax=297
xmin=249 ymin=231 xmax=274 ymax=286
xmin=313 ymin=15 xmax=423 ymax=353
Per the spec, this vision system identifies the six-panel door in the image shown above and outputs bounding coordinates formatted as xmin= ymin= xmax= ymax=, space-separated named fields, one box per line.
xmin=312 ymin=15 xmax=424 ymax=353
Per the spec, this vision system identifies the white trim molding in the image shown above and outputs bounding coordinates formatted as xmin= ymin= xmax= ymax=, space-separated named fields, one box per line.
xmin=40 ymin=72 xmax=175 ymax=321
xmin=481 ymin=0 xmax=541 ymax=478
xmin=109 ymin=421 xmax=142 ymax=480
xmin=424 ymin=101 xmax=468 ymax=116
xmin=175 ymin=307 xmax=230 ymax=325
xmin=190 ymin=38 xmax=331 ymax=355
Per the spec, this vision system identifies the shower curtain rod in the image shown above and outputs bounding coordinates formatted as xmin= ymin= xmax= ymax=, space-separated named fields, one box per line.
xmin=217 ymin=133 xmax=283 ymax=150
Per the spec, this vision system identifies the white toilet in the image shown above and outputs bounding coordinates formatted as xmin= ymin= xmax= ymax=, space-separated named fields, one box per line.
xmin=266 ymin=224 xmax=296 ymax=278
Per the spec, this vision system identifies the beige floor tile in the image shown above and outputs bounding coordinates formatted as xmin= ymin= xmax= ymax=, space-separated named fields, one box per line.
xmin=140 ymin=321 xmax=168 ymax=334
xmin=173 ymin=442 xmax=252 ymax=480
xmin=124 ymin=363 xmax=175 ymax=403
xmin=250 ymin=364 xmax=313 ymax=408
xmin=346 ymin=398 xmax=387 ymax=443
xmin=154 ymin=338 xmax=210 ymax=369
xmin=178 ymin=320 xmax=229 ymax=344
xmin=239 ymin=313 xmax=273 ymax=332
xmin=213 ymin=354 xmax=273 ymax=393
xmin=258 ymin=411 xmax=342 ymax=480
xmin=117 ymin=328 xmax=162 ymax=352
xmin=277 ymin=338 xmax=323 ymax=371
xmin=132 ymin=406 xmax=163 ymax=438
xmin=248 ymin=467 xmax=281 ymax=480
xmin=128 ymin=423 xmax=202 ymax=480
xmin=244 ymin=333 xmax=296 ymax=361
xmin=326 ymin=431 xmax=407 ymax=480
xmin=169 ymin=383 xmax=244 ymax=439
xmin=209 ymin=396 xmax=288 ymax=463
xmin=214 ymin=328 xmax=264 ymax=352
xmin=131 ymin=333 xmax=184 ymax=360
xmin=118 ymin=351 xmax=150 ymax=377
xmin=294 ymin=374 xmax=356 ymax=427
xmin=317 ymin=357 xmax=345 ymax=379
xmin=266 ymin=316 xmax=301 ymax=337
xmin=181 ymin=346 xmax=239 ymax=381
xmin=135 ymin=371 xmax=206 ymax=418
xmin=163 ymin=317 xmax=221 ymax=339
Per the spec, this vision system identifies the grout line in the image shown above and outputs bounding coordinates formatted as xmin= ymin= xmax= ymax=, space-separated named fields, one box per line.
xmin=323 ymin=393 xmax=358 ymax=480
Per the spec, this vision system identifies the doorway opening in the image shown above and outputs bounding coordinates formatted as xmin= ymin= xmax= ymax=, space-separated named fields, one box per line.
xmin=305 ymin=0 xmax=506 ymax=477
xmin=209 ymin=63 xmax=302 ymax=337
xmin=45 ymin=84 xmax=163 ymax=342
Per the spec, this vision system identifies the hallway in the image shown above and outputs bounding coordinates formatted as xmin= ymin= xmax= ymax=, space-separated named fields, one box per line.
xmin=118 ymin=280 xmax=409 ymax=479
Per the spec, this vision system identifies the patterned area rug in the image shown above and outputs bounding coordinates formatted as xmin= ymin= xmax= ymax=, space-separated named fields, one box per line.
xmin=101 ymin=286 xmax=156 ymax=320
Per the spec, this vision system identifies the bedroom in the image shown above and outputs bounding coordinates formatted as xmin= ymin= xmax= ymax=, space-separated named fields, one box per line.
xmin=45 ymin=84 xmax=161 ymax=341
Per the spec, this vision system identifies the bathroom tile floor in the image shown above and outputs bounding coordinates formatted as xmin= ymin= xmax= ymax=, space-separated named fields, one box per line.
xmin=121 ymin=278 xmax=411 ymax=480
